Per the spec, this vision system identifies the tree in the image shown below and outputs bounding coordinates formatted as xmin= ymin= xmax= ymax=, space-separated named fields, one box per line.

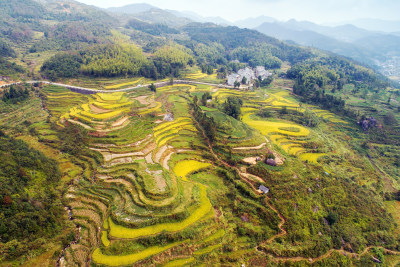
xmin=384 ymin=112 xmax=397 ymax=126
xmin=222 ymin=96 xmax=243 ymax=119
xmin=207 ymin=65 xmax=213 ymax=75
xmin=201 ymin=92 xmax=212 ymax=106
xmin=234 ymin=81 xmax=241 ymax=88
xmin=148 ymin=83 xmax=156 ymax=92
xmin=241 ymin=76 xmax=247 ymax=85
xmin=260 ymin=76 xmax=273 ymax=86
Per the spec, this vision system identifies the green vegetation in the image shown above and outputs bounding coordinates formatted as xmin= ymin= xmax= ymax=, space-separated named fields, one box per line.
xmin=1 ymin=1 xmax=400 ymax=266
xmin=0 ymin=134 xmax=63 ymax=261
xmin=1 ymin=84 xmax=30 ymax=104
xmin=127 ymin=19 xmax=180 ymax=36
xmin=221 ymin=96 xmax=243 ymax=119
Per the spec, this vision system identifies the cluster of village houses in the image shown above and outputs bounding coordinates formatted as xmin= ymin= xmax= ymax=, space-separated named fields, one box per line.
xmin=227 ymin=66 xmax=272 ymax=86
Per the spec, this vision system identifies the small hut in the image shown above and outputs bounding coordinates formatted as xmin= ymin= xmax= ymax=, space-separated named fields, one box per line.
xmin=266 ymin=158 xmax=277 ymax=166
xmin=259 ymin=185 xmax=269 ymax=194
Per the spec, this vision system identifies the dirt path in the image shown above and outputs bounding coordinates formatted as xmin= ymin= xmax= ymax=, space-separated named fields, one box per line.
xmin=90 ymin=104 xmax=109 ymax=114
xmin=233 ymin=143 xmax=266 ymax=150
xmin=111 ymin=116 xmax=129 ymax=127
xmin=133 ymin=95 xmax=149 ymax=105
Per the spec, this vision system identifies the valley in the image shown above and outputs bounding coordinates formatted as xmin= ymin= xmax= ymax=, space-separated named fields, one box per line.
xmin=2 ymin=71 xmax=400 ymax=266
xmin=1 ymin=0 xmax=400 ymax=266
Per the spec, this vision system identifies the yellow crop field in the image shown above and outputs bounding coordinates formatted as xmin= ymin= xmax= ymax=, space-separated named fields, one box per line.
xmin=101 ymin=231 xmax=110 ymax=247
xmin=92 ymin=240 xmax=186 ymax=266
xmin=289 ymin=146 xmax=304 ymax=155
xmin=201 ymin=229 xmax=225 ymax=244
xmin=155 ymin=125 xmax=197 ymax=144
xmin=158 ymin=134 xmax=178 ymax=147
xmin=164 ymin=257 xmax=195 ymax=267
xmin=186 ymin=72 xmax=208 ymax=79
xmin=81 ymin=103 xmax=90 ymax=111
xmin=138 ymin=102 xmax=162 ymax=115
xmin=158 ymin=84 xmax=197 ymax=92
xmin=104 ymin=78 xmax=142 ymax=89
xmin=80 ymin=109 xmax=128 ymax=120
xmin=98 ymin=92 xmax=124 ymax=101
xmin=154 ymin=117 xmax=191 ymax=132
xmin=103 ymin=219 xmax=109 ymax=229
xmin=173 ymin=160 xmax=211 ymax=181
xmin=193 ymin=244 xmax=222 ymax=255
xmin=92 ymin=101 xmax=131 ymax=110
xmin=280 ymin=143 xmax=304 ymax=155
xmin=299 ymin=153 xmax=326 ymax=163
xmin=242 ymin=111 xmax=310 ymax=137
xmin=154 ymin=121 xmax=193 ymax=137
xmin=108 ymin=185 xmax=212 ymax=239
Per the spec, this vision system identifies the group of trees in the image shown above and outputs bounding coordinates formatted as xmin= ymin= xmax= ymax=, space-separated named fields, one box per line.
xmin=231 ymin=43 xmax=282 ymax=69
xmin=192 ymin=95 xmax=217 ymax=142
xmin=287 ymin=56 xmax=389 ymax=114
xmin=41 ymin=44 xmax=196 ymax=80
xmin=127 ymin=19 xmax=179 ymax=36
xmin=200 ymin=64 xmax=214 ymax=75
xmin=1 ymin=84 xmax=30 ymax=104
xmin=80 ymin=44 xmax=146 ymax=77
xmin=254 ymin=76 xmax=273 ymax=88
xmin=221 ymin=96 xmax=243 ymax=119
xmin=0 ymin=57 xmax=25 ymax=78
xmin=41 ymin=53 xmax=82 ymax=80
xmin=200 ymin=92 xmax=212 ymax=106
xmin=0 ymin=41 xmax=17 ymax=58
xmin=0 ymin=134 xmax=63 ymax=260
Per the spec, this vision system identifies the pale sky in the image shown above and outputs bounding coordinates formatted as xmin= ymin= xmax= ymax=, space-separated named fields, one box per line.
xmin=76 ymin=0 xmax=400 ymax=23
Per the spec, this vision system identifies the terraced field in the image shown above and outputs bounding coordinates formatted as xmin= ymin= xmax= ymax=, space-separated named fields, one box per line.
xmin=2 ymin=79 xmax=396 ymax=266
xmin=40 ymin=83 xmax=236 ymax=266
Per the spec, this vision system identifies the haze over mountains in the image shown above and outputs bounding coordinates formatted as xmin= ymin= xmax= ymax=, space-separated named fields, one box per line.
xmin=105 ymin=3 xmax=400 ymax=82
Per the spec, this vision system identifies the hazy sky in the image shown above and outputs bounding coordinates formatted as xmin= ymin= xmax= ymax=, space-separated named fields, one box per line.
xmin=77 ymin=0 xmax=400 ymax=23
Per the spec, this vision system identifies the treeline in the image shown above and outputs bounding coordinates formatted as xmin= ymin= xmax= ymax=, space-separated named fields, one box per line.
xmin=41 ymin=43 xmax=195 ymax=80
xmin=0 ymin=133 xmax=63 ymax=260
xmin=127 ymin=19 xmax=179 ymax=36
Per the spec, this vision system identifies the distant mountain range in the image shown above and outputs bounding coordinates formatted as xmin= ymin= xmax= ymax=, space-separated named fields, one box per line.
xmin=106 ymin=3 xmax=231 ymax=26
xmin=333 ymin=18 xmax=400 ymax=33
xmin=105 ymin=3 xmax=400 ymax=78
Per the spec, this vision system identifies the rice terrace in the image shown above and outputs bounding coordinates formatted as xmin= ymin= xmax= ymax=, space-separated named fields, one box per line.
xmin=1 ymin=1 xmax=400 ymax=266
